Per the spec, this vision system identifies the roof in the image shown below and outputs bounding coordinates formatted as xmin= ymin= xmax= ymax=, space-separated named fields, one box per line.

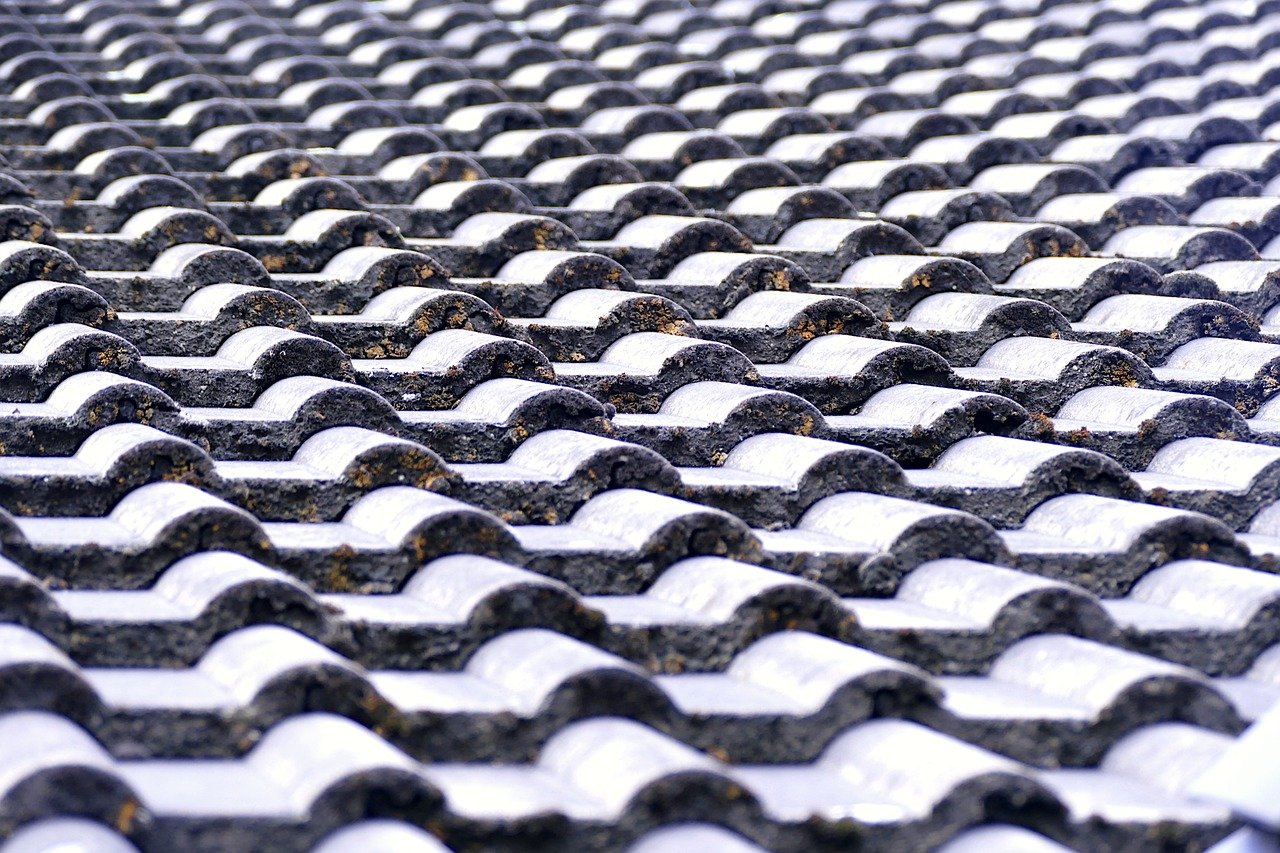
xmin=0 ymin=0 xmax=1276 ymax=849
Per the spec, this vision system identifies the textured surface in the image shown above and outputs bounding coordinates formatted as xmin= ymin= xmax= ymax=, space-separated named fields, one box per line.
xmin=0 ymin=0 xmax=1276 ymax=850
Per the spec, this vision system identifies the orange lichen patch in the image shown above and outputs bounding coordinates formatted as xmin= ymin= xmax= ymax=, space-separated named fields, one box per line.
xmin=324 ymin=547 xmax=359 ymax=592
xmin=531 ymin=224 xmax=555 ymax=249
xmin=115 ymin=799 xmax=140 ymax=833
xmin=1026 ymin=411 xmax=1055 ymax=435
